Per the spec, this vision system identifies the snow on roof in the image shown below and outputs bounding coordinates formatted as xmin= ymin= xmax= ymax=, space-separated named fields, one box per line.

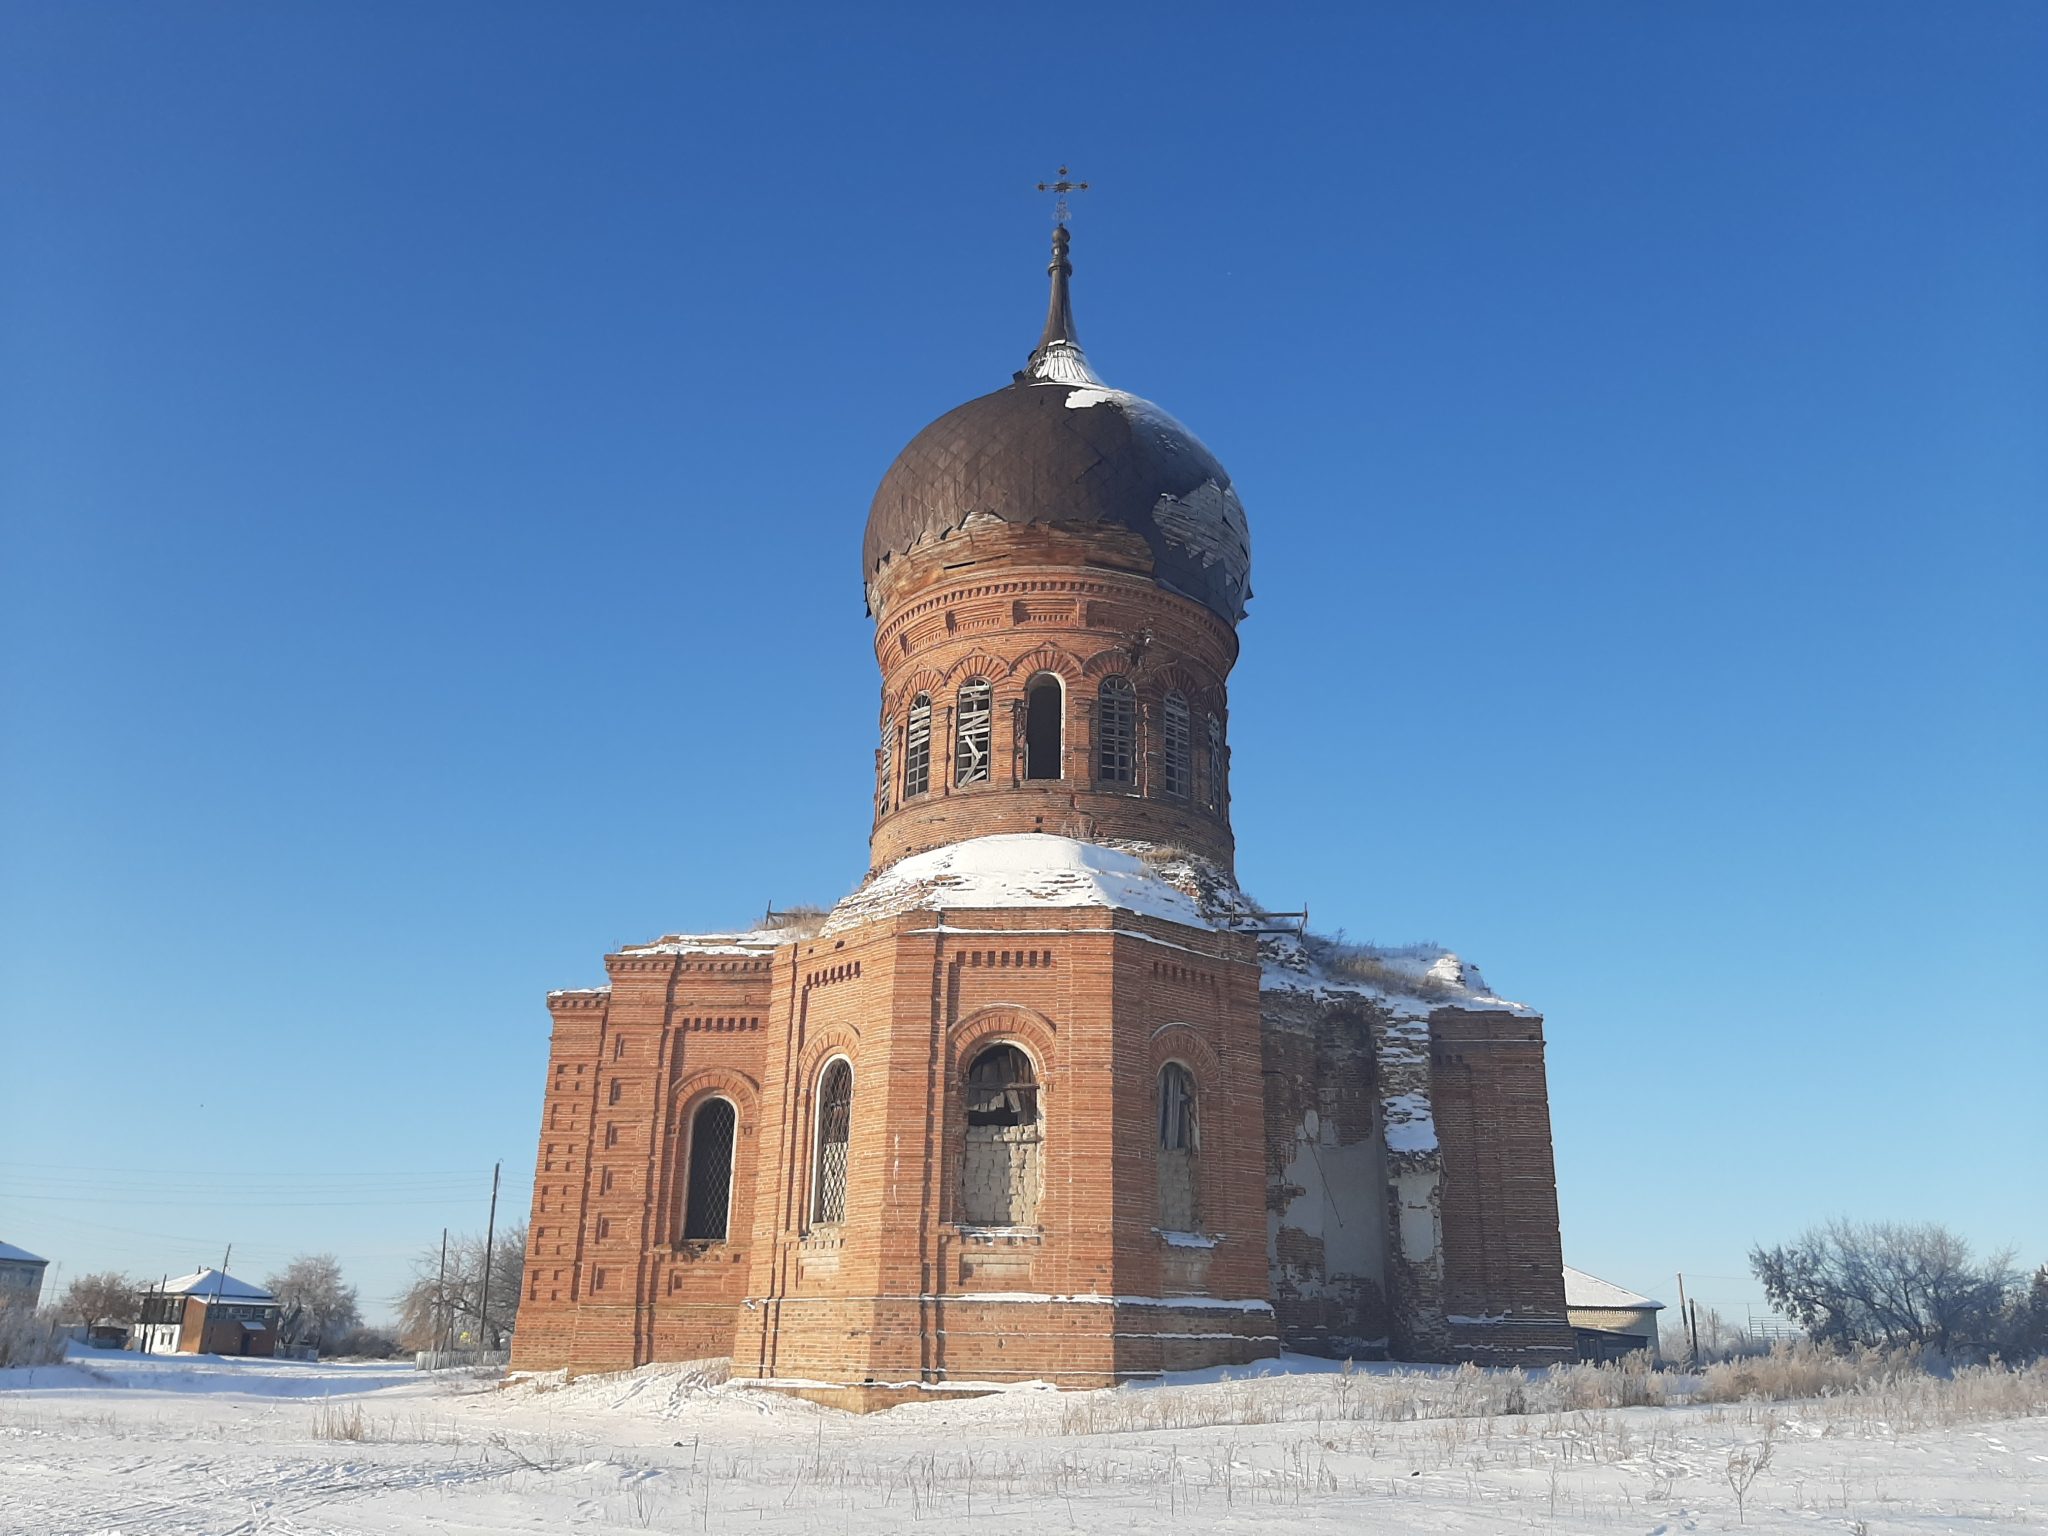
xmin=0 ymin=1240 xmax=47 ymax=1265
xmin=822 ymin=834 xmax=1214 ymax=935
xmin=616 ymin=927 xmax=787 ymax=958
xmin=156 ymin=1269 xmax=274 ymax=1302
xmin=1563 ymin=1266 xmax=1663 ymax=1311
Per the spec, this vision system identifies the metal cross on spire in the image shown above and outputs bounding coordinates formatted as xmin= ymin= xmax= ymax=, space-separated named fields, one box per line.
xmin=1035 ymin=165 xmax=1090 ymax=226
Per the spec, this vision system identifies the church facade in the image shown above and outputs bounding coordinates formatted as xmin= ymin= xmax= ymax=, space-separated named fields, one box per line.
xmin=510 ymin=228 xmax=1573 ymax=1393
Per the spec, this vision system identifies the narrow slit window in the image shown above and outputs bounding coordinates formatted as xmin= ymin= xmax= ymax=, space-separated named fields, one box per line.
xmin=1205 ymin=713 xmax=1224 ymax=810
xmin=811 ymin=1060 xmax=853 ymax=1226
xmin=1025 ymin=674 xmax=1063 ymax=781
xmin=955 ymin=679 xmax=992 ymax=786
xmin=1097 ymin=676 xmax=1136 ymax=787
xmin=1158 ymin=1062 xmax=1199 ymax=1231
xmin=682 ymin=1098 xmax=737 ymax=1241
xmin=1162 ymin=692 xmax=1192 ymax=800
xmin=903 ymin=695 xmax=932 ymax=798
xmin=877 ymin=719 xmax=893 ymax=816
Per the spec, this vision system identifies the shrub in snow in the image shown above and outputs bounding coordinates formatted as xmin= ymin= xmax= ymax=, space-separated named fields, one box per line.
xmin=0 ymin=1306 xmax=66 ymax=1368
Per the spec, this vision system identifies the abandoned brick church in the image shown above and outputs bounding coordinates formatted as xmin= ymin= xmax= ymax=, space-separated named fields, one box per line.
xmin=511 ymin=224 xmax=1573 ymax=1391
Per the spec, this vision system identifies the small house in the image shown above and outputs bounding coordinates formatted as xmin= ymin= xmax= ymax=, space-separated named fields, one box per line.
xmin=134 ymin=1269 xmax=280 ymax=1356
xmin=1564 ymin=1266 xmax=1664 ymax=1361
xmin=0 ymin=1241 xmax=49 ymax=1309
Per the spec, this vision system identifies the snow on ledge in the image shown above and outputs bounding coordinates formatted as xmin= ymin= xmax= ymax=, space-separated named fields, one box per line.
xmin=822 ymin=834 xmax=1214 ymax=935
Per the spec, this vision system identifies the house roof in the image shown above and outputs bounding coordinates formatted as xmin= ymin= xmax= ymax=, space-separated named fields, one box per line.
xmin=0 ymin=1240 xmax=47 ymax=1265
xmin=155 ymin=1268 xmax=274 ymax=1301
xmin=1563 ymin=1266 xmax=1664 ymax=1311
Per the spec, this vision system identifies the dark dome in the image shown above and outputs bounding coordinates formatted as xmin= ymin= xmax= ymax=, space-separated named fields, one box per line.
xmin=863 ymin=375 xmax=1252 ymax=623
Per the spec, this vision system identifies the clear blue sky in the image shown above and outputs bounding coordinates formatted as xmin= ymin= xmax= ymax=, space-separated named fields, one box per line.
xmin=3 ymin=3 xmax=2042 ymax=1328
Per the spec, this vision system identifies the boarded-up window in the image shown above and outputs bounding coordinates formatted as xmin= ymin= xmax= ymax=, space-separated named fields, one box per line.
xmin=955 ymin=679 xmax=992 ymax=785
xmin=682 ymin=1098 xmax=737 ymax=1241
xmin=1097 ymin=676 xmax=1136 ymax=787
xmin=1162 ymin=692 xmax=1192 ymax=800
xmin=962 ymin=1044 xmax=1042 ymax=1226
xmin=1158 ymin=1062 xmax=1199 ymax=1231
xmin=811 ymin=1060 xmax=853 ymax=1225
xmin=904 ymin=695 xmax=932 ymax=798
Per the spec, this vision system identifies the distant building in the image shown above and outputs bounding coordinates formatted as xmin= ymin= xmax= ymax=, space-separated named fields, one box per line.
xmin=0 ymin=1241 xmax=49 ymax=1309
xmin=133 ymin=1270 xmax=280 ymax=1356
xmin=1564 ymin=1266 xmax=1664 ymax=1360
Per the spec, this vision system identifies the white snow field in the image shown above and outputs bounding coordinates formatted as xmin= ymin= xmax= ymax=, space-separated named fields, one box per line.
xmin=1 ymin=1348 xmax=2042 ymax=1534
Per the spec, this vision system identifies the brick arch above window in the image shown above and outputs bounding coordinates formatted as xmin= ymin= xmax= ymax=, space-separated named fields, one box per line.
xmin=949 ymin=1005 xmax=1058 ymax=1077
xmin=1147 ymin=1022 xmax=1221 ymax=1081
xmin=1006 ymin=644 xmax=1084 ymax=685
xmin=942 ymin=651 xmax=1014 ymax=687
xmin=1080 ymin=646 xmax=1140 ymax=680
xmin=885 ymin=667 xmax=951 ymax=716
xmin=668 ymin=1067 xmax=760 ymax=1124
xmin=795 ymin=1024 xmax=863 ymax=1090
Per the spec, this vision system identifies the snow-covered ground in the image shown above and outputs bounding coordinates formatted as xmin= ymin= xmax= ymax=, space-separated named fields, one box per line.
xmin=2 ymin=1348 xmax=2041 ymax=1534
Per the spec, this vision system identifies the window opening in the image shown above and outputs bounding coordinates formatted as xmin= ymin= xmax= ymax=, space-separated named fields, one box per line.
xmin=903 ymin=696 xmax=932 ymax=798
xmin=811 ymin=1059 xmax=853 ymax=1225
xmin=1025 ymin=675 xmax=1063 ymax=780
xmin=1097 ymin=676 xmax=1136 ymax=787
xmin=955 ymin=679 xmax=992 ymax=785
xmin=1162 ymin=692 xmax=1192 ymax=800
xmin=877 ymin=720 xmax=893 ymax=816
xmin=1205 ymin=713 xmax=1224 ymax=810
xmin=962 ymin=1044 xmax=1042 ymax=1226
xmin=682 ymin=1098 xmax=737 ymax=1241
xmin=1158 ymin=1062 xmax=1199 ymax=1231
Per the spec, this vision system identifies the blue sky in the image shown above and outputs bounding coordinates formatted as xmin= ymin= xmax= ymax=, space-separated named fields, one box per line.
xmin=2 ymin=3 xmax=2042 ymax=1327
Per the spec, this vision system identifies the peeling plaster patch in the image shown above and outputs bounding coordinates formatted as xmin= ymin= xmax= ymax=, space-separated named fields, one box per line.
xmin=1395 ymin=1170 xmax=1439 ymax=1262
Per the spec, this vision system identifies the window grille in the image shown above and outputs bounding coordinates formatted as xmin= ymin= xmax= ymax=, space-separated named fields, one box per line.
xmin=811 ymin=1060 xmax=853 ymax=1225
xmin=1162 ymin=692 xmax=1192 ymax=799
xmin=877 ymin=720 xmax=893 ymax=816
xmin=903 ymin=696 xmax=932 ymax=798
xmin=1206 ymin=713 xmax=1224 ymax=810
xmin=682 ymin=1098 xmax=737 ymax=1241
xmin=1097 ymin=676 xmax=1136 ymax=786
xmin=955 ymin=679 xmax=992 ymax=785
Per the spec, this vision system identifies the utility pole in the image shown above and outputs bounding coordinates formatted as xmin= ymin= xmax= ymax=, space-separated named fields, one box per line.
xmin=435 ymin=1228 xmax=449 ymax=1355
xmin=1675 ymin=1272 xmax=1693 ymax=1369
xmin=477 ymin=1163 xmax=501 ymax=1352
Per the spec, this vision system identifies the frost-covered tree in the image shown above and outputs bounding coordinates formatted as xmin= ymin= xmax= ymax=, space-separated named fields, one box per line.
xmin=396 ymin=1223 xmax=524 ymax=1351
xmin=1751 ymin=1220 xmax=2018 ymax=1359
xmin=265 ymin=1254 xmax=362 ymax=1353
xmin=58 ymin=1271 xmax=139 ymax=1327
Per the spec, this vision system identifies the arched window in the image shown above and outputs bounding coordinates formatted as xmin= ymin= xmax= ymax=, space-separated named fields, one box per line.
xmin=955 ymin=679 xmax=992 ymax=785
xmin=681 ymin=1098 xmax=737 ymax=1241
xmin=1097 ymin=676 xmax=1136 ymax=787
xmin=877 ymin=719 xmax=893 ymax=816
xmin=962 ymin=1044 xmax=1042 ymax=1226
xmin=1024 ymin=674 xmax=1063 ymax=780
xmin=810 ymin=1059 xmax=853 ymax=1226
xmin=903 ymin=695 xmax=932 ymax=799
xmin=1205 ymin=713 xmax=1224 ymax=810
xmin=1162 ymin=692 xmax=1192 ymax=800
xmin=1158 ymin=1062 xmax=1199 ymax=1231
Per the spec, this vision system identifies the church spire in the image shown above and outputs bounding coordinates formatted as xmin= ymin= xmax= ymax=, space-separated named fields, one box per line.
xmin=1026 ymin=170 xmax=1102 ymax=386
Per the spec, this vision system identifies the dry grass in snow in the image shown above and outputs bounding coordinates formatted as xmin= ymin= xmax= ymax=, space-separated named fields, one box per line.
xmin=0 ymin=1346 xmax=2043 ymax=1533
